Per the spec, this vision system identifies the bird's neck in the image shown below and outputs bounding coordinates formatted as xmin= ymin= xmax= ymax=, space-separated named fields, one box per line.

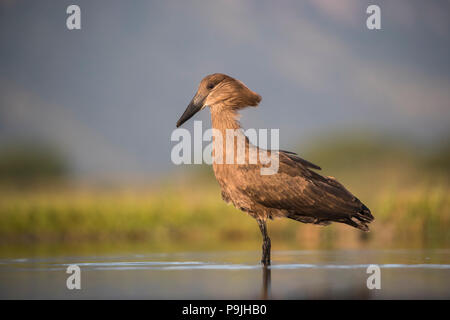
xmin=210 ymin=107 xmax=252 ymax=172
xmin=210 ymin=108 xmax=242 ymax=131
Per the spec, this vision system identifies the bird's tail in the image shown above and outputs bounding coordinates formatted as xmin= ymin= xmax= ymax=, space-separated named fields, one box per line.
xmin=344 ymin=203 xmax=374 ymax=232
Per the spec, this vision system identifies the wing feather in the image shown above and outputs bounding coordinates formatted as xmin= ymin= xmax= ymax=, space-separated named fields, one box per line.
xmin=234 ymin=151 xmax=373 ymax=229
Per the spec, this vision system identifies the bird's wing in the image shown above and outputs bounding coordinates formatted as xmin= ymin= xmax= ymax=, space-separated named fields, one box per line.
xmin=235 ymin=151 xmax=373 ymax=229
xmin=278 ymin=150 xmax=321 ymax=170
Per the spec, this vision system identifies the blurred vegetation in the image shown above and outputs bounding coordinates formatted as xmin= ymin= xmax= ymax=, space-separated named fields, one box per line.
xmin=0 ymin=143 xmax=68 ymax=186
xmin=0 ymin=133 xmax=448 ymax=250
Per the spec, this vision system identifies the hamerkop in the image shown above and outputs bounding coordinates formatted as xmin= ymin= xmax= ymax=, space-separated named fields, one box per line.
xmin=176 ymin=73 xmax=374 ymax=265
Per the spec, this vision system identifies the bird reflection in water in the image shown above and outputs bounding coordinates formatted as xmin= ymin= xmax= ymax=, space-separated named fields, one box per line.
xmin=261 ymin=265 xmax=271 ymax=299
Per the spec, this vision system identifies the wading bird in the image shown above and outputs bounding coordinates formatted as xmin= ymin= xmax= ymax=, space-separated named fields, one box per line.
xmin=176 ymin=73 xmax=373 ymax=265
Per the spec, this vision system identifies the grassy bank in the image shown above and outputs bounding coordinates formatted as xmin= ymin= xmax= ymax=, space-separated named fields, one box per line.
xmin=1 ymin=133 xmax=448 ymax=250
xmin=0 ymin=180 xmax=448 ymax=249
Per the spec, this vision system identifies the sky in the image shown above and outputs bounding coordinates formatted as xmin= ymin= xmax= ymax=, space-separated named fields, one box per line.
xmin=0 ymin=0 xmax=449 ymax=180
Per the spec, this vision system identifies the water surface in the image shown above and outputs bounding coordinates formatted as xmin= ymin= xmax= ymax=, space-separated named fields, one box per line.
xmin=0 ymin=249 xmax=449 ymax=299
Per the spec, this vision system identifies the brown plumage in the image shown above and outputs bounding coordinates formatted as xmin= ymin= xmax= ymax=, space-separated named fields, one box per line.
xmin=176 ymin=73 xmax=374 ymax=265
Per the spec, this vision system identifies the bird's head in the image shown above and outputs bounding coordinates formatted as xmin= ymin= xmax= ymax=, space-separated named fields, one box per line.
xmin=176 ymin=73 xmax=261 ymax=127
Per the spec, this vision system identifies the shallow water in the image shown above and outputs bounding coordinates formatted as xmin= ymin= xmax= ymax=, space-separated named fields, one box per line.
xmin=0 ymin=249 xmax=449 ymax=299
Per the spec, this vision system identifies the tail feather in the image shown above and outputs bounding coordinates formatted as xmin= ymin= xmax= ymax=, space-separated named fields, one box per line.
xmin=345 ymin=203 xmax=374 ymax=232
xmin=286 ymin=202 xmax=374 ymax=232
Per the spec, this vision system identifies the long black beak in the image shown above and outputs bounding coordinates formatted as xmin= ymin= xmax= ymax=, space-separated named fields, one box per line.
xmin=176 ymin=96 xmax=204 ymax=127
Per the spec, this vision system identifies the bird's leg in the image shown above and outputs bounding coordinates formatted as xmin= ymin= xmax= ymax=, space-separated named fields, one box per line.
xmin=257 ymin=219 xmax=271 ymax=266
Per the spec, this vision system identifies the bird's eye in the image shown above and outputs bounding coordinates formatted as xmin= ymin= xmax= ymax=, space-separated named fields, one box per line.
xmin=207 ymin=83 xmax=215 ymax=90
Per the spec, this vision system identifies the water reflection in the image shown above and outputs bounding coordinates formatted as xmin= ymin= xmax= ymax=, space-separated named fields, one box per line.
xmin=261 ymin=266 xmax=271 ymax=299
